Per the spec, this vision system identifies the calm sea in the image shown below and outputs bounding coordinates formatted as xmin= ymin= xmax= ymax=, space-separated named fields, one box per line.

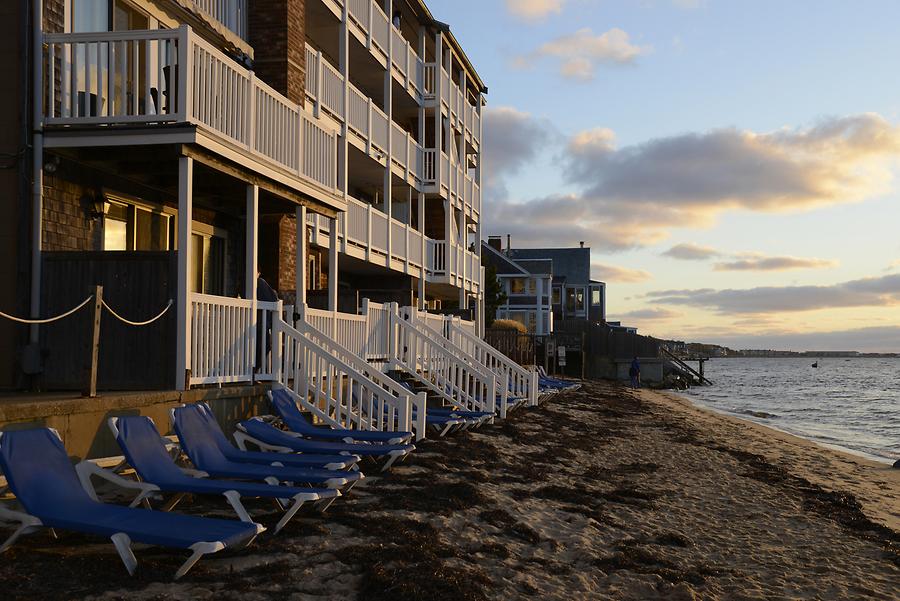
xmin=677 ymin=357 xmax=900 ymax=464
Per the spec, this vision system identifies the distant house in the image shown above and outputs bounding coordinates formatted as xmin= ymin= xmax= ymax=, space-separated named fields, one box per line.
xmin=483 ymin=237 xmax=606 ymax=333
xmin=482 ymin=240 xmax=552 ymax=334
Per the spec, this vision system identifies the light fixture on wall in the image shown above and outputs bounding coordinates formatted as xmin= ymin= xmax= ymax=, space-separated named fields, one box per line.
xmin=44 ymin=155 xmax=61 ymax=174
xmin=81 ymin=190 xmax=108 ymax=222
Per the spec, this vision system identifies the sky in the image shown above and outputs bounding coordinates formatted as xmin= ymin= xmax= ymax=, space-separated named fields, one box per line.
xmin=427 ymin=0 xmax=900 ymax=352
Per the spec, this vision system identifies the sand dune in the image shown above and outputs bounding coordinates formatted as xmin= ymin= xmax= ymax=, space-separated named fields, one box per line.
xmin=0 ymin=381 xmax=897 ymax=600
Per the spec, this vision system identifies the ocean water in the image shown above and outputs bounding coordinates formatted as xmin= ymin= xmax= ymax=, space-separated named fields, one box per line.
xmin=677 ymin=357 xmax=900 ymax=464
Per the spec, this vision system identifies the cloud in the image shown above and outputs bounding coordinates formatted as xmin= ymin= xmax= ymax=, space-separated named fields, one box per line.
xmin=505 ymin=0 xmax=565 ymax=21
xmin=591 ymin=262 xmax=652 ymax=283
xmin=483 ymin=112 xmax=900 ymax=252
xmin=517 ymin=28 xmax=651 ymax=81
xmin=886 ymin=259 xmax=900 ymax=272
xmin=615 ymin=308 xmax=683 ymax=320
xmin=647 ymin=273 xmax=900 ymax=314
xmin=662 ymin=243 xmax=720 ymax=260
xmin=481 ymin=106 xmax=556 ymax=201
xmin=672 ymin=0 xmax=704 ymax=8
xmin=713 ymin=254 xmax=838 ymax=272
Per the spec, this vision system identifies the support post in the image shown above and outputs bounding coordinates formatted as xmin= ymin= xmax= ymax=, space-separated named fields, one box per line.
xmin=246 ymin=185 xmax=259 ymax=374
xmin=30 ymin=0 xmax=45 ymax=344
xmin=82 ymin=286 xmax=102 ymax=398
xmin=175 ymin=157 xmax=193 ymax=390
xmin=328 ymin=216 xmax=339 ymax=312
xmin=384 ymin=0 xmax=394 ymax=264
xmin=296 ymin=206 xmax=307 ymax=315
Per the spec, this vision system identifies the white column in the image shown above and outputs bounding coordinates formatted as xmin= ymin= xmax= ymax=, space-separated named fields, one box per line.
xmin=536 ymin=277 xmax=544 ymax=336
xmin=418 ymin=190 xmax=425 ymax=309
xmin=433 ymin=32 xmax=443 ymax=188
xmin=328 ymin=217 xmax=339 ymax=311
xmin=339 ymin=2 xmax=349 ymax=199
xmin=245 ymin=185 xmax=259 ymax=301
xmin=175 ymin=156 xmax=193 ymax=391
xmin=384 ymin=0 xmax=394 ymax=264
xmin=246 ymin=185 xmax=259 ymax=374
xmin=296 ymin=206 xmax=307 ymax=308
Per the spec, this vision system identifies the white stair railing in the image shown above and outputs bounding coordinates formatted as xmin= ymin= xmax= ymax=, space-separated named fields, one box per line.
xmin=293 ymin=311 xmax=427 ymax=440
xmin=402 ymin=308 xmax=510 ymax=417
xmin=390 ymin=304 xmax=498 ymax=416
xmin=271 ymin=303 xmax=414 ymax=436
xmin=444 ymin=319 xmax=539 ymax=407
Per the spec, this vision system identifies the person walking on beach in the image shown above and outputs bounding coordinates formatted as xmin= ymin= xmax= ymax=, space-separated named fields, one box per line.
xmin=629 ymin=357 xmax=641 ymax=389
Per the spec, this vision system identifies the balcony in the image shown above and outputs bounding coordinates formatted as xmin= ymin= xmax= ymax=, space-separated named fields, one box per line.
xmin=189 ymin=0 xmax=247 ymax=41
xmin=422 ymin=150 xmax=481 ymax=219
xmin=307 ymin=195 xmax=481 ymax=295
xmin=305 ymin=43 xmax=424 ymax=184
xmin=41 ymin=26 xmax=341 ymax=207
xmin=344 ymin=0 xmax=424 ymax=96
xmin=423 ymin=64 xmax=481 ymax=147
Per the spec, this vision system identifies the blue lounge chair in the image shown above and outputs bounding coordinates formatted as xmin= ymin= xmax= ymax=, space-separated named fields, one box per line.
xmin=234 ymin=418 xmax=415 ymax=472
xmin=0 ymin=428 xmax=261 ymax=579
xmin=188 ymin=402 xmax=361 ymax=470
xmin=269 ymin=389 xmax=413 ymax=444
xmin=171 ymin=404 xmax=363 ymax=490
xmin=393 ymin=381 xmax=475 ymax=434
xmin=109 ymin=416 xmax=341 ymax=532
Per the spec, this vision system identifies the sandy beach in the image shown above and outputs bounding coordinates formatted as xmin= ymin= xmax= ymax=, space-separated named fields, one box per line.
xmin=1 ymin=380 xmax=897 ymax=600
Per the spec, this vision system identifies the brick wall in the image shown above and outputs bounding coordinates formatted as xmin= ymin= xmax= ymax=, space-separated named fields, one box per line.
xmin=44 ymin=0 xmax=64 ymax=34
xmin=42 ymin=174 xmax=101 ymax=252
xmin=249 ymin=0 xmax=306 ymax=105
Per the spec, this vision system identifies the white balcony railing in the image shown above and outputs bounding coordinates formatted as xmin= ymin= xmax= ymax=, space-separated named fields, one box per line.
xmin=190 ymin=0 xmax=247 ymax=41
xmin=306 ymin=44 xmax=423 ymax=181
xmin=43 ymin=26 xmax=339 ymax=195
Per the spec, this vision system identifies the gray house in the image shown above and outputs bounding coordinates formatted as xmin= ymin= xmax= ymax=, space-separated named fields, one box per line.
xmin=483 ymin=237 xmax=606 ymax=333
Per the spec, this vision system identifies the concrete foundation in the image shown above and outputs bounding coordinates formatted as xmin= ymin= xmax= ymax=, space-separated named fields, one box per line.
xmin=615 ymin=359 xmax=664 ymax=384
xmin=0 ymin=385 xmax=270 ymax=460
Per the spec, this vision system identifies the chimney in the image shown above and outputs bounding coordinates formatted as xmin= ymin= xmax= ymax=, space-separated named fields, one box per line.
xmin=579 ymin=241 xmax=585 ymax=248
xmin=506 ymin=234 xmax=511 ymax=252
xmin=487 ymin=236 xmax=502 ymax=252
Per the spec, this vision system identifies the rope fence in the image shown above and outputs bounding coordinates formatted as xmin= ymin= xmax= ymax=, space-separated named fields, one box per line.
xmin=0 ymin=296 xmax=174 ymax=327
xmin=101 ymin=299 xmax=173 ymax=327
xmin=0 ymin=296 xmax=93 ymax=324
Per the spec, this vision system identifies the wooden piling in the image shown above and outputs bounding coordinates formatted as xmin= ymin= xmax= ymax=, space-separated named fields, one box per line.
xmin=82 ymin=285 xmax=102 ymax=398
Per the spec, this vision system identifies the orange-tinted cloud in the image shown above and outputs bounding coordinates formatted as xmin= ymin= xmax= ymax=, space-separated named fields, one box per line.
xmin=591 ymin=262 xmax=652 ymax=283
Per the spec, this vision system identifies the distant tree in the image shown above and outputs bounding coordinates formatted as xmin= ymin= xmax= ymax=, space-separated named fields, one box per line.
xmin=483 ymin=264 xmax=507 ymax=328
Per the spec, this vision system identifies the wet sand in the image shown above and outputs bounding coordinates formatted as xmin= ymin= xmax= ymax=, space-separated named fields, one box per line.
xmin=1 ymin=380 xmax=897 ymax=600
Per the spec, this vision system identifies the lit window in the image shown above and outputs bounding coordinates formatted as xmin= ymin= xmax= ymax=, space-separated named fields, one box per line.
xmin=591 ymin=288 xmax=601 ymax=306
xmin=103 ymin=200 xmax=171 ymax=251
xmin=566 ymin=287 xmax=586 ymax=313
xmin=510 ymin=279 xmax=526 ymax=295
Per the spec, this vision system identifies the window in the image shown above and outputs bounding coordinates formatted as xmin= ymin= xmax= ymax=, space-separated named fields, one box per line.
xmin=565 ymin=287 xmax=586 ymax=314
xmin=591 ymin=288 xmax=601 ymax=306
xmin=191 ymin=225 xmax=227 ymax=296
xmin=103 ymin=199 xmax=172 ymax=251
xmin=509 ymin=278 xmax=527 ymax=295
xmin=73 ymin=0 xmax=110 ymax=32
xmin=552 ymin=286 xmax=561 ymax=305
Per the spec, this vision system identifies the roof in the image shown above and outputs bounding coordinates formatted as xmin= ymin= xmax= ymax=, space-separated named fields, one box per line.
xmin=516 ymin=258 xmax=553 ymax=276
xmin=405 ymin=0 xmax=488 ymax=93
xmin=481 ymin=242 xmax=529 ymax=276
xmin=507 ymin=247 xmax=592 ymax=285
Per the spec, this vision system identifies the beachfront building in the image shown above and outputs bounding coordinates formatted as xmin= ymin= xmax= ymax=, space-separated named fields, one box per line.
xmin=485 ymin=237 xmax=606 ymax=333
xmin=482 ymin=238 xmax=552 ymax=335
xmin=1 ymin=0 xmax=487 ymax=392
